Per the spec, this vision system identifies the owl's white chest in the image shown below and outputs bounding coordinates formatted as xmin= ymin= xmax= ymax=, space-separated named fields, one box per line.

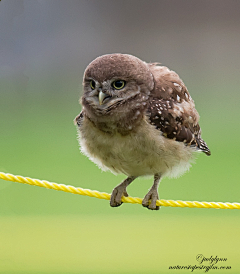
xmin=78 ymin=118 xmax=195 ymax=178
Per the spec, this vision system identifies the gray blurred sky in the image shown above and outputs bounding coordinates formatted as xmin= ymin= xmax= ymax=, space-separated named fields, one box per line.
xmin=1 ymin=0 xmax=240 ymax=96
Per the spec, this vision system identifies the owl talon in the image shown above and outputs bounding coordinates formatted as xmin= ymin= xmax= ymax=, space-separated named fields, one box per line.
xmin=142 ymin=190 xmax=160 ymax=210
xmin=142 ymin=173 xmax=161 ymax=211
xmin=110 ymin=186 xmax=128 ymax=207
xmin=146 ymin=205 xmax=160 ymax=210
xmin=110 ymin=176 xmax=136 ymax=208
xmin=142 ymin=174 xmax=161 ymax=210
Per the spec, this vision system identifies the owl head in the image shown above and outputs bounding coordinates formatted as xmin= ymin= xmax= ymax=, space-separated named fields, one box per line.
xmin=81 ymin=54 xmax=154 ymax=124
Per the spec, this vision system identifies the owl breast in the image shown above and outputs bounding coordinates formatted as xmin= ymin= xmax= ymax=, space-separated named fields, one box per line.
xmin=78 ymin=116 xmax=195 ymax=178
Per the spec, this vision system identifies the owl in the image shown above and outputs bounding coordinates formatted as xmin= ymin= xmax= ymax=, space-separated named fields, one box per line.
xmin=75 ymin=53 xmax=211 ymax=210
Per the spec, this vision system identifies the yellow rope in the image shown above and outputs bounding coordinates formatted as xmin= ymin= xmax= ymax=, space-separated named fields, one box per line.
xmin=0 ymin=171 xmax=239 ymax=209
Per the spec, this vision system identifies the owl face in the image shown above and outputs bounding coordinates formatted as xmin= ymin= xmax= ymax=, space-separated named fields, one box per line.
xmin=81 ymin=54 xmax=154 ymax=117
xmin=83 ymin=76 xmax=141 ymax=111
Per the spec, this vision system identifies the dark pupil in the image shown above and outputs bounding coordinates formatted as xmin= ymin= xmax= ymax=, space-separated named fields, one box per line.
xmin=114 ymin=81 xmax=123 ymax=88
xmin=91 ymin=81 xmax=95 ymax=89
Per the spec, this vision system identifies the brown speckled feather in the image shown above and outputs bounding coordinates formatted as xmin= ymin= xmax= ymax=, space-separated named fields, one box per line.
xmin=147 ymin=64 xmax=211 ymax=155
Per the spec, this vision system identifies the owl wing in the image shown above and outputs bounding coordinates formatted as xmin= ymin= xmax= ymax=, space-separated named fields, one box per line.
xmin=147 ymin=64 xmax=211 ymax=156
xmin=74 ymin=110 xmax=84 ymax=127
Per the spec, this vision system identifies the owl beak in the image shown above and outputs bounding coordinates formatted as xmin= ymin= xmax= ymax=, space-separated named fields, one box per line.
xmin=99 ymin=91 xmax=110 ymax=105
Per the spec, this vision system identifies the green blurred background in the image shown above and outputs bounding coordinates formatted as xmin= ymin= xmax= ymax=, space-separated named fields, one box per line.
xmin=1 ymin=1 xmax=240 ymax=273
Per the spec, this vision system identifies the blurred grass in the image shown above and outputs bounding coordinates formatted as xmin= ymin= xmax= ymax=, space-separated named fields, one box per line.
xmin=0 ymin=214 xmax=239 ymax=274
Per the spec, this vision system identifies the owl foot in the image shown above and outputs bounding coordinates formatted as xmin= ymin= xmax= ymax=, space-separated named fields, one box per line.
xmin=110 ymin=187 xmax=129 ymax=207
xmin=110 ymin=176 xmax=137 ymax=208
xmin=142 ymin=173 xmax=161 ymax=210
xmin=142 ymin=189 xmax=160 ymax=210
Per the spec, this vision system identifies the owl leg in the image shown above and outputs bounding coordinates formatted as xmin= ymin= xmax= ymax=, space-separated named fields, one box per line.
xmin=142 ymin=173 xmax=161 ymax=210
xmin=110 ymin=176 xmax=137 ymax=207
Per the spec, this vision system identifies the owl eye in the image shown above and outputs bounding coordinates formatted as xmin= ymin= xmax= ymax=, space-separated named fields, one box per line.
xmin=112 ymin=80 xmax=126 ymax=90
xmin=90 ymin=80 xmax=96 ymax=90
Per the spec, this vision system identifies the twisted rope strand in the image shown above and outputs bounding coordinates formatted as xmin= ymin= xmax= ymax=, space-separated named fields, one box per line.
xmin=0 ymin=171 xmax=239 ymax=209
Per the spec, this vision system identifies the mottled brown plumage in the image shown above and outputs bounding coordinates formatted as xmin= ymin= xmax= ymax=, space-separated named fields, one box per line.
xmin=147 ymin=64 xmax=210 ymax=155
xmin=75 ymin=53 xmax=211 ymax=210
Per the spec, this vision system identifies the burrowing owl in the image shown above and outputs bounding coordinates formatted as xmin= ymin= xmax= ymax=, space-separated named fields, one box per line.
xmin=75 ymin=53 xmax=210 ymax=210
